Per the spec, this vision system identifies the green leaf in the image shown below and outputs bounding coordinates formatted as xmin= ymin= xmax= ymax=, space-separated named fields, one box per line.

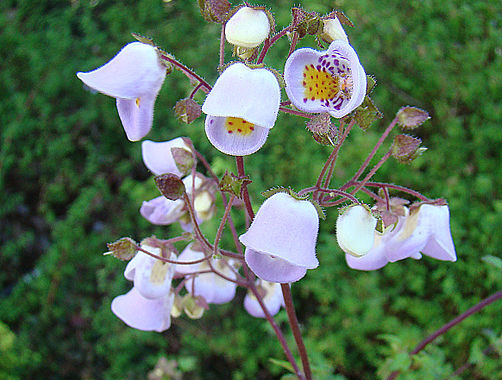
xmin=269 ymin=358 xmax=295 ymax=373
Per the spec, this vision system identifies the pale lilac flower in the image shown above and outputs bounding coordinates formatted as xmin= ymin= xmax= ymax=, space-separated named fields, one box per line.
xmin=140 ymin=174 xmax=215 ymax=228
xmin=111 ymin=244 xmax=176 ymax=332
xmin=239 ymin=192 xmax=319 ymax=283
xmin=77 ymin=42 xmax=166 ymax=141
xmin=141 ymin=137 xmax=192 ymax=177
xmin=244 ymin=280 xmax=284 ymax=318
xmin=345 ymin=204 xmax=457 ymax=270
xmin=225 ymin=7 xmax=271 ymax=48
xmin=336 ymin=205 xmax=377 ymax=257
xmin=176 ymin=244 xmax=237 ymax=304
xmin=202 ymin=63 xmax=280 ymax=156
xmin=284 ymin=40 xmax=366 ymax=118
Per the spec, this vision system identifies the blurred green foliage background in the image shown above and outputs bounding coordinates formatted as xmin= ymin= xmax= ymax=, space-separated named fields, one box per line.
xmin=1 ymin=0 xmax=501 ymax=379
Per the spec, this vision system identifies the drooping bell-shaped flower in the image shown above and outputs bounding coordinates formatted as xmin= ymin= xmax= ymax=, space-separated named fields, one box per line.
xmin=239 ymin=192 xmax=319 ymax=283
xmin=77 ymin=42 xmax=166 ymax=141
xmin=202 ymin=63 xmax=281 ymax=156
xmin=141 ymin=137 xmax=192 ymax=177
xmin=225 ymin=7 xmax=271 ymax=48
xmin=111 ymin=244 xmax=176 ymax=332
xmin=244 ymin=280 xmax=284 ymax=318
xmin=176 ymin=244 xmax=237 ymax=304
xmin=336 ymin=204 xmax=377 ymax=257
xmin=284 ymin=40 xmax=366 ymax=118
xmin=345 ymin=204 xmax=457 ymax=270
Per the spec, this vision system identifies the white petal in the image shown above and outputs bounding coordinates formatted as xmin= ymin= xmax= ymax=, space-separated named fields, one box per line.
xmin=111 ymin=287 xmax=173 ymax=332
xmin=205 ymin=115 xmax=269 ymax=156
xmin=202 ymin=63 xmax=280 ymax=129
xmin=336 ymin=205 xmax=377 ymax=257
xmin=141 ymin=138 xmax=191 ymax=176
xmin=76 ymin=42 xmax=166 ymax=99
xmin=133 ymin=249 xmax=176 ymax=300
xmin=225 ymin=7 xmax=270 ymax=48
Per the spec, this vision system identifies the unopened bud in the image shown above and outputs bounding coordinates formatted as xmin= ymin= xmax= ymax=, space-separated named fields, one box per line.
xmin=320 ymin=17 xmax=348 ymax=44
xmin=155 ymin=173 xmax=185 ymax=200
xmin=199 ymin=0 xmax=231 ymax=23
xmin=306 ymin=113 xmax=337 ymax=146
xmin=336 ymin=205 xmax=377 ymax=257
xmin=392 ymin=134 xmax=424 ymax=163
xmin=174 ymin=98 xmax=201 ymax=124
xmin=225 ymin=6 xmax=271 ymax=48
xmin=105 ymin=237 xmax=137 ymax=261
xmin=397 ymin=106 xmax=430 ymax=129
xmin=171 ymin=147 xmax=194 ymax=175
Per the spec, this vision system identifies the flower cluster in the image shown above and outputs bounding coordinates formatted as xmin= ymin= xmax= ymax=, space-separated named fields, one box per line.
xmin=78 ymin=3 xmax=457 ymax=377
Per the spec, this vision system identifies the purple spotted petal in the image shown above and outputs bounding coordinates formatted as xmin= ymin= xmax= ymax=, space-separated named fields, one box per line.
xmin=205 ymin=115 xmax=269 ymax=156
xmin=140 ymin=196 xmax=185 ymax=225
xmin=245 ymin=248 xmax=307 ymax=283
xmin=239 ymin=192 xmax=319 ymax=269
xmin=202 ymin=63 xmax=280 ymax=129
xmin=111 ymin=287 xmax=173 ymax=332
xmin=284 ymin=40 xmax=366 ymax=118
xmin=141 ymin=137 xmax=191 ymax=176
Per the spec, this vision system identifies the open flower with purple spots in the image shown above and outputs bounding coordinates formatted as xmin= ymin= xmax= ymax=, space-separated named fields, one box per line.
xmin=77 ymin=42 xmax=166 ymax=141
xmin=239 ymin=192 xmax=319 ymax=283
xmin=176 ymin=243 xmax=237 ymax=304
xmin=284 ymin=40 xmax=366 ymax=118
xmin=345 ymin=204 xmax=457 ymax=270
xmin=111 ymin=245 xmax=176 ymax=332
xmin=202 ymin=62 xmax=281 ymax=156
xmin=244 ymin=279 xmax=284 ymax=318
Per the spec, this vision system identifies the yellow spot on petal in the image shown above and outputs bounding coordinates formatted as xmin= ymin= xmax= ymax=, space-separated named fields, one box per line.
xmin=150 ymin=260 xmax=170 ymax=284
xmin=224 ymin=117 xmax=255 ymax=136
xmin=135 ymin=97 xmax=141 ymax=107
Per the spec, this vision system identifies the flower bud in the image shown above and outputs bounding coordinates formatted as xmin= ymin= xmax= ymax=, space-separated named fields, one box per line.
xmin=155 ymin=173 xmax=185 ymax=200
xmin=105 ymin=237 xmax=137 ymax=261
xmin=225 ymin=7 xmax=271 ymax=48
xmin=320 ymin=17 xmax=348 ymax=44
xmin=396 ymin=106 xmax=430 ymax=129
xmin=336 ymin=205 xmax=377 ymax=257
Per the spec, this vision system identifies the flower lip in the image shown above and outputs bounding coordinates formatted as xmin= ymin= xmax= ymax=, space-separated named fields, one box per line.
xmin=202 ymin=63 xmax=280 ymax=129
xmin=284 ymin=40 xmax=366 ymax=118
xmin=204 ymin=115 xmax=269 ymax=156
xmin=245 ymin=248 xmax=308 ymax=283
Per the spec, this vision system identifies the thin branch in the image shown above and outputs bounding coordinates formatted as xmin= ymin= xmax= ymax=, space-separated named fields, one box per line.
xmin=387 ymin=290 xmax=502 ymax=380
xmin=281 ymin=284 xmax=312 ymax=380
